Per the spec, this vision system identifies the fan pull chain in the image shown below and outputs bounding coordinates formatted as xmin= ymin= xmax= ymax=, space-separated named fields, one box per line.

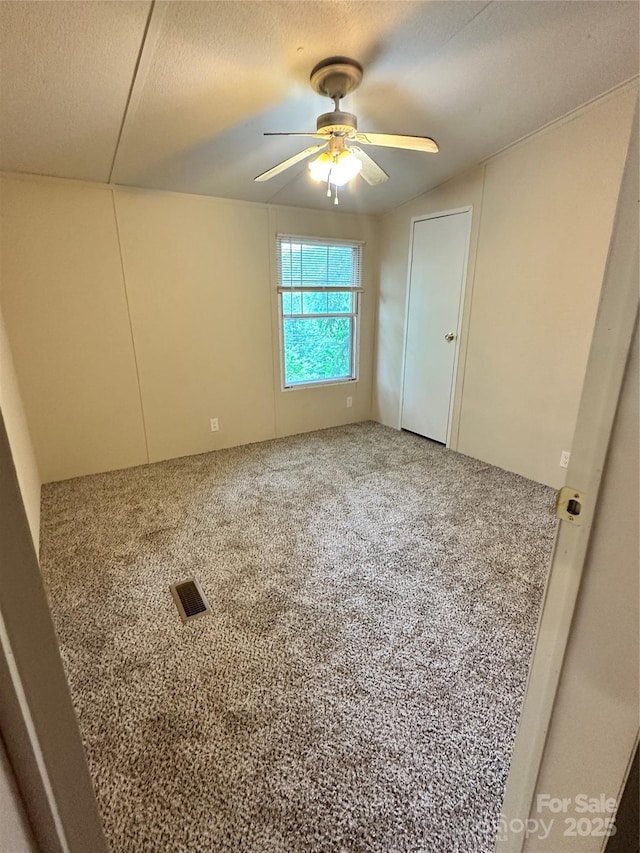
xmin=334 ymin=185 xmax=339 ymax=205
xmin=326 ymin=176 xmax=331 ymax=197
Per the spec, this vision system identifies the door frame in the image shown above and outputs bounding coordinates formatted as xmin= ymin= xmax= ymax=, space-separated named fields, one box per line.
xmin=0 ymin=407 xmax=108 ymax=853
xmin=398 ymin=206 xmax=473 ymax=448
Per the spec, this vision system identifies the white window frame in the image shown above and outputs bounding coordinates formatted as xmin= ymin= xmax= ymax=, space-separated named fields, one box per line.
xmin=277 ymin=234 xmax=364 ymax=390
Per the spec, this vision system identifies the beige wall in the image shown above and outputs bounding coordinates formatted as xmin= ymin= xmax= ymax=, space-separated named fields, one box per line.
xmin=374 ymin=85 xmax=636 ymax=487
xmin=0 ymin=305 xmax=40 ymax=550
xmin=0 ymin=178 xmax=148 ymax=482
xmin=114 ymin=190 xmax=275 ymax=463
xmin=0 ymin=176 xmax=377 ymax=480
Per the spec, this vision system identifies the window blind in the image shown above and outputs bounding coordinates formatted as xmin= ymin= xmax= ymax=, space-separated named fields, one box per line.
xmin=277 ymin=236 xmax=363 ymax=291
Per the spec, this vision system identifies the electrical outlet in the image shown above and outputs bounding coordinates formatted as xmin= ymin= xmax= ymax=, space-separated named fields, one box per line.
xmin=559 ymin=450 xmax=570 ymax=469
xmin=210 ymin=418 xmax=219 ymax=432
xmin=346 ymin=396 xmax=353 ymax=408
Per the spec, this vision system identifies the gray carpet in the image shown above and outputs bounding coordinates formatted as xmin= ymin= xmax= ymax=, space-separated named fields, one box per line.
xmin=39 ymin=422 xmax=556 ymax=853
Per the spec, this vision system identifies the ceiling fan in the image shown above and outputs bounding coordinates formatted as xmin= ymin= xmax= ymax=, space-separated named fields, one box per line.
xmin=254 ymin=56 xmax=439 ymax=204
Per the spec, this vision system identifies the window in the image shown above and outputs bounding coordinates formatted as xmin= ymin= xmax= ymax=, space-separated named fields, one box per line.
xmin=277 ymin=235 xmax=363 ymax=388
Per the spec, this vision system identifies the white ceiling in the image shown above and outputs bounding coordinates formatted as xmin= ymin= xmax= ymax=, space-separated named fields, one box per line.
xmin=1 ymin=1 xmax=638 ymax=215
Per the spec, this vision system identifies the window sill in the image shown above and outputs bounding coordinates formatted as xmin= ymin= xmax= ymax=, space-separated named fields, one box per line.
xmin=282 ymin=377 xmax=358 ymax=392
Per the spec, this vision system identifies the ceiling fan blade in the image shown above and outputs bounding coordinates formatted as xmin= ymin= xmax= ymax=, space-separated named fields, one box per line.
xmin=348 ymin=146 xmax=389 ymax=186
xmin=355 ymin=132 xmax=439 ymax=153
xmin=254 ymin=143 xmax=327 ymax=182
xmin=264 ymin=132 xmax=326 ymax=138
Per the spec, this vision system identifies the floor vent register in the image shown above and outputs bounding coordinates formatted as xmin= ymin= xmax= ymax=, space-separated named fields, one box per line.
xmin=169 ymin=577 xmax=211 ymax=624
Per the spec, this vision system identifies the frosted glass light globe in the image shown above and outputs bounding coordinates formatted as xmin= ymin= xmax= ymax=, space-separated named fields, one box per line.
xmin=308 ymin=150 xmax=362 ymax=187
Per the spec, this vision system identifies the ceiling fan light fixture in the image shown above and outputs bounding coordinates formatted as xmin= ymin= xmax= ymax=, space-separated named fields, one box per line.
xmin=331 ymin=150 xmax=363 ymax=186
xmin=308 ymin=151 xmax=333 ymax=182
xmin=308 ymin=149 xmax=362 ymax=187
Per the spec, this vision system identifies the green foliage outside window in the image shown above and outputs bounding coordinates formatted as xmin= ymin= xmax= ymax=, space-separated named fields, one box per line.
xmin=283 ymin=317 xmax=352 ymax=385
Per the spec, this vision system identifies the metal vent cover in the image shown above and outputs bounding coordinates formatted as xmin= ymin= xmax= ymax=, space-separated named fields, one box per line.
xmin=169 ymin=577 xmax=211 ymax=623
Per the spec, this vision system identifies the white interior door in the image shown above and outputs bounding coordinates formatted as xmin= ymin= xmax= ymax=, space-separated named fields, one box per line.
xmin=401 ymin=211 xmax=470 ymax=443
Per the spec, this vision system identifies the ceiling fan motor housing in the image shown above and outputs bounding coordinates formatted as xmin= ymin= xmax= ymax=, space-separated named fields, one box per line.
xmin=316 ymin=111 xmax=358 ymax=135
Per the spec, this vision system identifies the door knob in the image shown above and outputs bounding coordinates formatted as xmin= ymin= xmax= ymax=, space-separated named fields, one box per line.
xmin=444 ymin=332 xmax=456 ymax=342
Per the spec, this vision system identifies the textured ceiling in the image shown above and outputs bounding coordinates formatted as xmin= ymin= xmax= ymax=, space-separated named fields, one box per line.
xmin=0 ymin=1 xmax=151 ymax=182
xmin=1 ymin=1 xmax=638 ymax=214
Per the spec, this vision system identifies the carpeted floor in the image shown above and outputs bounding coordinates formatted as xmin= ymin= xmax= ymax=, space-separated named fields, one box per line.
xmin=39 ymin=422 xmax=556 ymax=853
